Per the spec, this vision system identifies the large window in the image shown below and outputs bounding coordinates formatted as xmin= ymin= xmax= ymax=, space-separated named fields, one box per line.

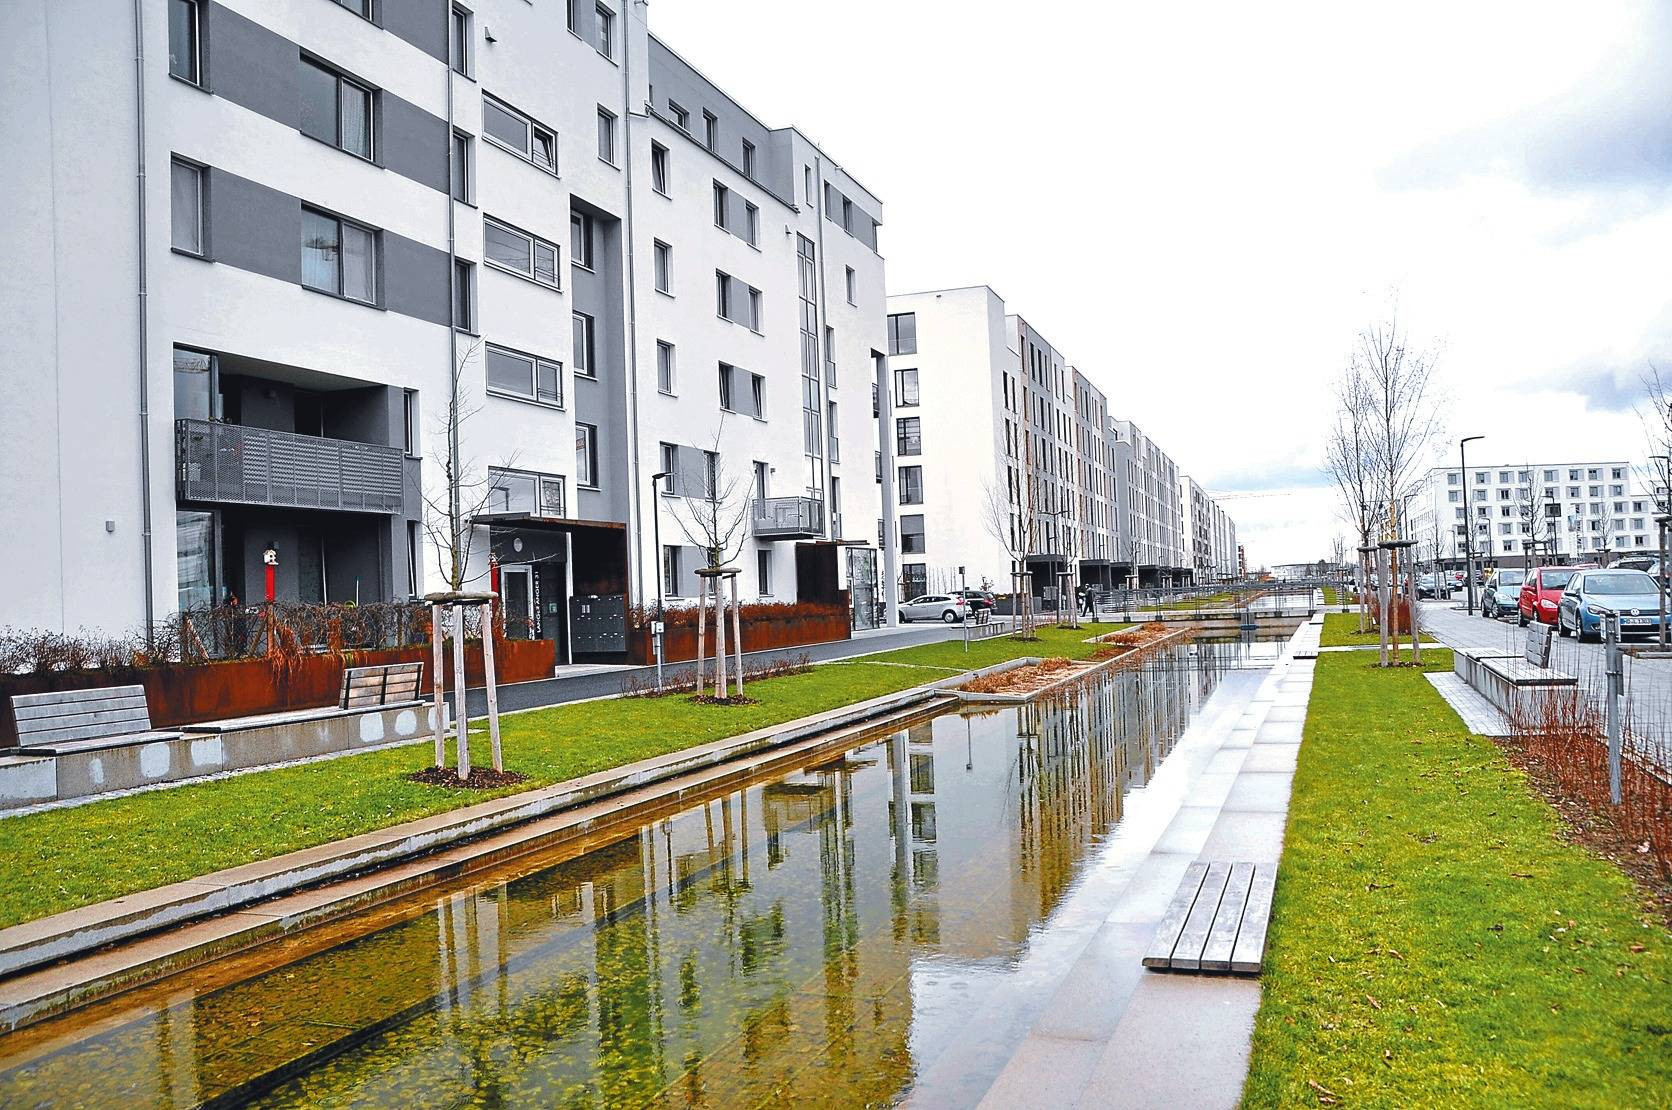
xmin=887 ymin=312 xmax=917 ymax=356
xmin=654 ymin=240 xmax=672 ymax=293
xmin=895 ymin=416 xmax=922 ymax=456
xmin=301 ymin=207 xmax=376 ymax=304
xmin=484 ymin=217 xmax=559 ymax=287
xmin=300 ymin=57 xmax=373 ymax=160
xmin=596 ymin=106 xmax=617 ymax=165
xmin=576 ymin=423 xmax=598 ymax=488
xmin=170 ymin=158 xmax=204 ymax=255
xmin=900 ymin=514 xmax=926 ymax=554
xmin=485 ymin=343 xmax=562 ymax=406
xmin=898 ymin=465 xmax=923 ymax=505
xmin=483 ymin=95 xmax=557 ymax=173
xmin=656 ymin=340 xmax=676 ymax=394
xmin=168 ymin=0 xmax=200 ymax=84
xmin=571 ymin=312 xmax=595 ymax=377
xmin=487 ymin=467 xmax=567 ymax=518
xmin=894 ymin=367 xmax=919 ymax=406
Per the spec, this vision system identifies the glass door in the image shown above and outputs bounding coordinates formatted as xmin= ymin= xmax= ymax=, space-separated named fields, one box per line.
xmin=501 ymin=565 xmax=535 ymax=639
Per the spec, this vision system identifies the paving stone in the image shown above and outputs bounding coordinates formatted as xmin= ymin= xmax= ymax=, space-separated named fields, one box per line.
xmin=1221 ymin=771 xmax=1292 ymax=813
xmin=1240 ymin=742 xmax=1301 ymax=773
xmin=1078 ymin=974 xmax=1262 ymax=1109
xmin=1254 ymin=718 xmax=1304 ymax=744
xmin=1200 ymin=809 xmax=1288 ymax=863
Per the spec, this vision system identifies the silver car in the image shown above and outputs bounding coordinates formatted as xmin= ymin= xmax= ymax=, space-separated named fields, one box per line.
xmin=899 ymin=594 xmax=967 ymax=623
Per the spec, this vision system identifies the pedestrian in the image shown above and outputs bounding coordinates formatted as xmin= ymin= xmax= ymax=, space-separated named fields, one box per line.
xmin=1079 ymin=585 xmax=1094 ymax=617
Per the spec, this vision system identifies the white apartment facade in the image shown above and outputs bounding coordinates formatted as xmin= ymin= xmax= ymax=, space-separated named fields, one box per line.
xmin=4 ymin=0 xmax=891 ymax=653
xmin=1406 ymin=460 xmax=1665 ymax=569
xmin=1179 ymin=478 xmax=1240 ymax=585
xmin=1111 ymin=420 xmax=1188 ymax=586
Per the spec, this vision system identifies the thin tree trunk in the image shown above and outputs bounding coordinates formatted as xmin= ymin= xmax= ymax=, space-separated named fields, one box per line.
xmin=482 ymin=605 xmax=503 ymax=772
xmin=696 ymin=581 xmax=708 ymax=696
xmin=452 ymin=603 xmax=471 ymax=779
xmin=431 ymin=602 xmax=447 ymax=769
xmin=730 ymin=575 xmax=744 ymax=697
xmin=714 ymin=578 xmax=729 ymax=699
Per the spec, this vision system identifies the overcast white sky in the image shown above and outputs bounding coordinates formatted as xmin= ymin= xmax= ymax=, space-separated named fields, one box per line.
xmin=654 ymin=0 xmax=1672 ymax=566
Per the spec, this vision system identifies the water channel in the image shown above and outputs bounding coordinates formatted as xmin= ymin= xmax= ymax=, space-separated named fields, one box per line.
xmin=0 ymin=633 xmax=1290 ymax=1108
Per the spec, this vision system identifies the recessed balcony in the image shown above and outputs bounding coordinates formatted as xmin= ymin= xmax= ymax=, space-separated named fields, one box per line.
xmin=176 ymin=419 xmax=406 ymax=514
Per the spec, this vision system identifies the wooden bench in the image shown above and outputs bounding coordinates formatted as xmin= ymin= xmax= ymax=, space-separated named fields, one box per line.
xmin=1144 ymin=860 xmax=1276 ymax=974
xmin=8 ymin=686 xmax=181 ymax=756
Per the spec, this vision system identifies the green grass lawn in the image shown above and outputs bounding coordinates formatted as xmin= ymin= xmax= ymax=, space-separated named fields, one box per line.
xmin=1319 ymin=610 xmax=1386 ymax=648
xmin=1245 ymin=651 xmax=1672 ymax=1108
xmin=1321 ymin=586 xmax=1355 ymax=605
xmin=1156 ymin=591 xmax=1236 ymax=610
xmin=0 ymin=623 xmax=1123 ymax=930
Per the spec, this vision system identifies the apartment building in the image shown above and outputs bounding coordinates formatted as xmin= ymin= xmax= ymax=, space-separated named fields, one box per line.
xmin=5 ymin=0 xmax=890 ymax=651
xmin=1406 ymin=460 xmax=1666 ymax=569
xmin=883 ymin=287 xmax=1225 ymax=601
xmin=1179 ymin=478 xmax=1239 ymax=585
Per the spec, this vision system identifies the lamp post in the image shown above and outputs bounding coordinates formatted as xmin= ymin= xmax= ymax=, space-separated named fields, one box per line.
xmin=1459 ymin=435 xmax=1484 ymax=614
xmin=649 ymin=470 xmax=670 ymax=689
xmin=1652 ymin=454 xmax=1670 ymax=649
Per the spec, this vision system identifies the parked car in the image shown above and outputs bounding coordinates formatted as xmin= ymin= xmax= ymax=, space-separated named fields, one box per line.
xmin=1480 ymin=569 xmax=1525 ymax=619
xmin=1417 ymin=573 xmax=1437 ymax=599
xmin=899 ymin=594 xmax=967 ymax=623
xmin=1557 ymin=569 xmax=1667 ymax=642
xmin=1518 ymin=566 xmax=1577 ymax=627
xmin=954 ymin=588 xmax=997 ymax=612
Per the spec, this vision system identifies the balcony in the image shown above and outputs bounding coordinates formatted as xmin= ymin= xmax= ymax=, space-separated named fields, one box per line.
xmin=176 ymin=419 xmax=406 ymax=514
xmin=753 ymin=496 xmax=825 ymax=540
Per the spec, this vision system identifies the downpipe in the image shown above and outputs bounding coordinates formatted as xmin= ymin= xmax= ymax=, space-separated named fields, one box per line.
xmin=133 ymin=0 xmax=156 ymax=644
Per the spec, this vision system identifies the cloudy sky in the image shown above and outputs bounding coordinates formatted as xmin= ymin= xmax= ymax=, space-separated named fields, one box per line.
xmin=654 ymin=0 xmax=1672 ymax=566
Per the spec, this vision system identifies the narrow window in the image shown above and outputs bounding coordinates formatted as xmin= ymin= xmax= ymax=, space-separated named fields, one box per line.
xmin=894 ymin=367 xmax=919 ymax=406
xmin=301 ymin=206 xmax=376 ymax=304
xmin=803 ymin=164 xmax=813 ymax=203
xmin=653 ymin=240 xmax=672 ymax=293
xmin=650 ymin=142 xmax=669 ymax=194
xmin=715 ymin=271 xmax=731 ymax=318
xmin=718 ymin=363 xmax=735 ymax=411
xmin=570 ymin=211 xmax=594 ymax=269
xmin=669 ymin=100 xmax=689 ymax=132
xmin=402 ymin=389 xmax=419 ymax=454
xmin=566 ymin=0 xmax=579 ymax=33
xmin=844 ymin=265 xmax=856 ymax=304
xmin=450 ymin=5 xmax=473 ymax=77
xmin=169 ymin=0 xmax=200 ymax=84
xmin=741 ymin=139 xmax=756 ymax=179
xmin=744 ymin=201 xmax=759 ymax=247
xmin=596 ymin=106 xmax=617 ymax=165
xmin=757 ymin=549 xmax=772 ymax=595
xmin=656 ymin=340 xmax=675 ymax=393
xmin=170 ymin=158 xmax=204 ymax=255
xmin=594 ymin=4 xmax=614 ymax=58
xmin=752 ymin=373 xmax=766 ymax=419
xmin=746 ymin=286 xmax=762 ymax=331
xmin=452 ymin=259 xmax=475 ymax=330
xmin=703 ymin=110 xmax=718 ymax=151
xmin=451 ymin=130 xmax=473 ymax=202
xmin=713 ymin=181 xmax=729 ymax=229
xmin=572 ymin=311 xmax=595 ymax=377
xmin=576 ymin=423 xmax=598 ymax=487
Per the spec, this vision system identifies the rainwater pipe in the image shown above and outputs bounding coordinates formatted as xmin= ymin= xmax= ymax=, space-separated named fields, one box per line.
xmin=133 ymin=0 xmax=157 ymax=643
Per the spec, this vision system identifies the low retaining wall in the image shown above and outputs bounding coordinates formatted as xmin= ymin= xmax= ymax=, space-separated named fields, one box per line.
xmin=625 ymin=608 xmax=850 ymax=665
xmin=0 ymin=639 xmax=554 ymax=748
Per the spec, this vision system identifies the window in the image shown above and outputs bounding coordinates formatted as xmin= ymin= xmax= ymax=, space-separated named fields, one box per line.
xmin=898 ymin=465 xmax=923 ymax=505
xmin=656 ymin=340 xmax=675 ymax=393
xmin=650 ymin=142 xmax=669 ymax=194
xmin=741 ymin=139 xmax=756 ymax=179
xmin=744 ymin=202 xmax=759 ymax=247
xmin=402 ymin=389 xmax=419 ymax=455
xmin=301 ymin=207 xmax=376 ymax=303
xmin=718 ymin=364 xmax=735 ymax=411
xmin=169 ymin=0 xmax=200 ymax=84
xmin=451 ymin=130 xmax=473 ymax=202
xmin=576 ymin=423 xmax=598 ymax=487
xmin=703 ymin=450 xmax=719 ymax=498
xmin=757 ymin=549 xmax=771 ymax=595
xmin=669 ymin=100 xmax=689 ymax=131
xmin=845 ymin=266 xmax=857 ymax=304
xmin=450 ymin=5 xmax=472 ymax=76
xmin=567 ymin=0 xmax=579 ymax=33
xmin=900 ymin=514 xmax=926 ymax=554
xmin=482 ymin=95 xmax=557 ymax=173
xmin=300 ymin=57 xmax=373 ymax=160
xmin=803 ymin=164 xmax=813 ymax=202
xmin=703 ymin=110 xmax=718 ymax=151
xmin=653 ymin=240 xmax=672 ymax=293
xmin=571 ymin=312 xmax=595 ymax=377
xmin=902 ymin=564 xmax=927 ymax=600
xmin=452 ymin=259 xmax=475 ymax=330
xmin=594 ymin=4 xmax=614 ymax=58
xmin=570 ymin=212 xmax=594 ymax=269
xmin=747 ymin=287 xmax=762 ymax=331
xmin=716 ymin=271 xmax=732 ymax=318
xmin=753 ymin=374 xmax=767 ymax=419
xmin=896 ymin=416 xmax=921 ymax=456
xmin=170 ymin=158 xmax=204 ymax=255
xmin=713 ymin=181 xmax=730 ymax=229
xmin=488 ymin=467 xmax=567 ymax=518
xmin=485 ymin=343 xmax=562 ymax=406
xmin=754 ymin=460 xmax=769 ymax=501
xmin=484 ymin=217 xmax=559 ymax=287
xmin=887 ymin=312 xmax=917 ymax=356
xmin=596 ymin=106 xmax=617 ymax=165
xmin=894 ymin=368 xmax=919 ymax=407
xmin=663 ymin=546 xmax=682 ymax=595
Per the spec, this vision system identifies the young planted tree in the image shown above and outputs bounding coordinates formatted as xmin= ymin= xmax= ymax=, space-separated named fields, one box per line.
xmin=666 ymin=426 xmax=753 ymax=700
xmin=1324 ymin=358 xmax=1385 ymax=629
xmin=1513 ymin=465 xmax=1557 ymax=564
xmin=1637 ymin=363 xmax=1672 ymax=515
xmin=981 ymin=469 xmax=1045 ymax=639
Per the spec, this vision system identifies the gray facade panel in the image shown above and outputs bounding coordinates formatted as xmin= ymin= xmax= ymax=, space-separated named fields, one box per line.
xmin=380 ymin=3 xmax=448 ymax=63
xmin=206 ymin=2 xmax=300 ymax=127
xmin=382 ymin=232 xmax=452 ymax=327
xmin=382 ymin=93 xmax=449 ymax=193
xmin=207 ymin=168 xmax=301 ymax=285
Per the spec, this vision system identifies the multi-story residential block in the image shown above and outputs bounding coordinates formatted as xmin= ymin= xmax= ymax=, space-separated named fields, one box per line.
xmin=883 ymin=287 xmax=1226 ymax=601
xmin=1406 ymin=460 xmax=1663 ymax=568
xmin=5 ymin=0 xmax=890 ymax=652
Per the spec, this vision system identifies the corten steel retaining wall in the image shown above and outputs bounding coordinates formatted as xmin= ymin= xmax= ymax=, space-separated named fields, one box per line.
xmin=0 ymin=639 xmax=556 ymax=748
xmin=626 ymin=607 xmax=851 ymax=665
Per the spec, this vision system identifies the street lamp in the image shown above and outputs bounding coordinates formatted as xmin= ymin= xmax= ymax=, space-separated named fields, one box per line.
xmin=1656 ymin=512 xmax=1670 ymax=650
xmin=1459 ymin=435 xmax=1484 ymax=614
xmin=649 ymin=470 xmax=671 ymax=689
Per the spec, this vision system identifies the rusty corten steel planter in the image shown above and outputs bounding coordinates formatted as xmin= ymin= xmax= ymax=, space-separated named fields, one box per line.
xmin=626 ymin=611 xmax=850 ymax=666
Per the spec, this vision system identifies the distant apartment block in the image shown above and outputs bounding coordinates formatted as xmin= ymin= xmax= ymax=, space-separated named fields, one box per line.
xmin=5 ymin=0 xmax=892 ymax=651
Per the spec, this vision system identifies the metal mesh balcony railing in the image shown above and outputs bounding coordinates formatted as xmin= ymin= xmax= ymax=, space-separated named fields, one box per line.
xmin=176 ymin=419 xmax=406 ymax=513
xmin=752 ymin=496 xmax=825 ymax=538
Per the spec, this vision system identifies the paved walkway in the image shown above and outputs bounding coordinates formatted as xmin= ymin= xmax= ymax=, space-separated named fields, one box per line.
xmin=910 ymin=622 xmax=1320 ymax=1108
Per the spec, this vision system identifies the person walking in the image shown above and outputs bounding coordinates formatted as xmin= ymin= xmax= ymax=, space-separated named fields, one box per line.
xmin=1079 ymin=585 xmax=1095 ymax=618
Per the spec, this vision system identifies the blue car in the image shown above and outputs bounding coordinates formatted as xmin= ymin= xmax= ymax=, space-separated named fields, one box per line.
xmin=1557 ymin=569 xmax=1667 ymax=642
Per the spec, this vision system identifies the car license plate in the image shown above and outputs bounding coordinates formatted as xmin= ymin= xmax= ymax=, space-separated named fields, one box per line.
xmin=1623 ymin=617 xmax=1651 ymax=626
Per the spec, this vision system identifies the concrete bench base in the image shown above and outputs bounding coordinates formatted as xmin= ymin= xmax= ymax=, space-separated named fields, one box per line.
xmin=1453 ymin=647 xmax=1577 ymax=721
xmin=0 ymin=703 xmax=440 ymax=813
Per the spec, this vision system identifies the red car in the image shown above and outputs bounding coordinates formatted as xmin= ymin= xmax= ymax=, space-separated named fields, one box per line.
xmin=1517 ymin=566 xmax=1578 ymax=627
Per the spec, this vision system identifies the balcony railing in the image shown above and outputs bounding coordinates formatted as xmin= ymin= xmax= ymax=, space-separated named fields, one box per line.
xmin=753 ymin=496 xmax=825 ymax=539
xmin=176 ymin=419 xmax=406 ymax=514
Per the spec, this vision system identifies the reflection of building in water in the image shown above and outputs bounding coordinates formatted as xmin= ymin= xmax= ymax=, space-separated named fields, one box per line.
xmin=0 ymin=646 xmax=1245 ymax=1108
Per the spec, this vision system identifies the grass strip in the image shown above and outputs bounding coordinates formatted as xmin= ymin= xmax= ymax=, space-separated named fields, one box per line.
xmin=1319 ymin=611 xmax=1386 ymax=648
xmin=0 ymin=624 xmax=1123 ymax=929
xmin=1244 ymin=651 xmax=1672 ymax=1108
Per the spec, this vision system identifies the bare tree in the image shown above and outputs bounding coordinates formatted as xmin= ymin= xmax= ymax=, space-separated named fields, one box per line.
xmin=981 ymin=470 xmax=1044 ymax=638
xmin=665 ymin=424 xmax=753 ymax=700
xmin=1638 ymin=363 xmax=1672 ymax=515
xmin=1513 ymin=465 xmax=1557 ymax=564
xmin=1323 ymin=358 xmax=1385 ymax=629
xmin=420 ymin=340 xmax=518 ymax=593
